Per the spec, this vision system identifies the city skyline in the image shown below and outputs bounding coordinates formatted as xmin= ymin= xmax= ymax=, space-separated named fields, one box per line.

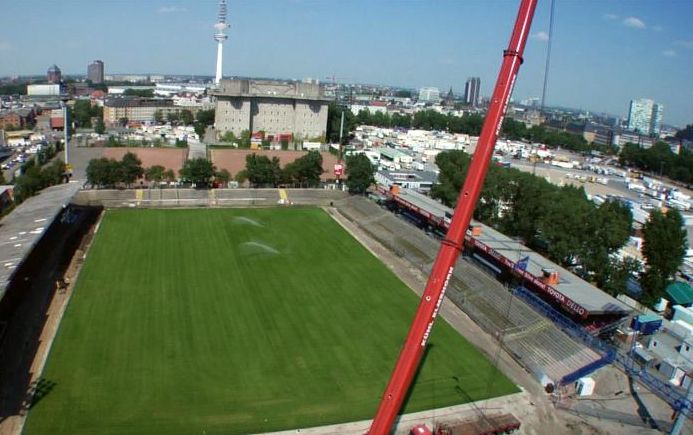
xmin=1 ymin=1 xmax=692 ymax=126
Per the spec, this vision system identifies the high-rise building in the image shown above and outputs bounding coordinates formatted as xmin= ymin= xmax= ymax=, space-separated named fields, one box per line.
xmin=213 ymin=0 xmax=230 ymax=85
xmin=650 ymin=103 xmax=663 ymax=136
xmin=47 ymin=64 xmax=61 ymax=84
xmin=464 ymin=77 xmax=481 ymax=107
xmin=627 ymin=98 xmax=663 ymax=136
xmin=87 ymin=60 xmax=105 ymax=84
xmin=418 ymin=87 xmax=440 ymax=103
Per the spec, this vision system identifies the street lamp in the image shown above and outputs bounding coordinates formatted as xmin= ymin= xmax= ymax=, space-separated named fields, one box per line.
xmin=60 ymin=98 xmax=69 ymax=165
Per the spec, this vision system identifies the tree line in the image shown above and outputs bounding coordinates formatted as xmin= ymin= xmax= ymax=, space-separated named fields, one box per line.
xmin=431 ymin=150 xmax=687 ymax=305
xmin=85 ymin=151 xmax=337 ymax=189
xmin=326 ymin=103 xmax=604 ymax=154
xmin=619 ymin=141 xmax=693 ymax=185
xmin=11 ymin=143 xmax=67 ymax=204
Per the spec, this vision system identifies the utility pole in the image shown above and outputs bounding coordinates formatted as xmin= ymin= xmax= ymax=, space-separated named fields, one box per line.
xmin=61 ymin=100 xmax=69 ymax=165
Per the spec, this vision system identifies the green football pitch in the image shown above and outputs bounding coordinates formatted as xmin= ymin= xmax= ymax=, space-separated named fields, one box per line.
xmin=25 ymin=208 xmax=518 ymax=435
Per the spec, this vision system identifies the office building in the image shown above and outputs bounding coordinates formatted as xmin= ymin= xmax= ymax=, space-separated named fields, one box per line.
xmin=212 ymin=79 xmax=330 ymax=141
xmin=418 ymin=87 xmax=440 ymax=103
xmin=627 ymin=98 xmax=663 ymax=136
xmin=87 ymin=60 xmax=105 ymax=84
xmin=47 ymin=64 xmax=61 ymax=84
xmin=103 ymin=98 xmax=177 ymax=126
xmin=464 ymin=77 xmax=481 ymax=107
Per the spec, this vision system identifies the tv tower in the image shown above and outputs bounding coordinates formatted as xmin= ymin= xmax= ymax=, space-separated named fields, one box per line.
xmin=213 ymin=0 xmax=230 ymax=85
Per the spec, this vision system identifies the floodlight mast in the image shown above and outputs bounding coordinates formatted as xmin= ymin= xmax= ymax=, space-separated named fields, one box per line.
xmin=367 ymin=0 xmax=538 ymax=433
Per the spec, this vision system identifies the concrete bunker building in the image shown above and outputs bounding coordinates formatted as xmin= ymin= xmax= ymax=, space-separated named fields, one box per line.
xmin=212 ymin=79 xmax=329 ymax=142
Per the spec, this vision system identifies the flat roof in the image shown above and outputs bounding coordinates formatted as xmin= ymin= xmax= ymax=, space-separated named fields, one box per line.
xmin=396 ymin=188 xmax=632 ymax=316
xmin=0 ymin=182 xmax=82 ymax=300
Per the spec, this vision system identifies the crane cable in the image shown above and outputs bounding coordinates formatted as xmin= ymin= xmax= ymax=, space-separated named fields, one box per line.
xmin=540 ymin=0 xmax=556 ymax=113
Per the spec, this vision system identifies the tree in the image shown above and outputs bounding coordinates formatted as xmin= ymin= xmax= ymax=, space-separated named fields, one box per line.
xmin=326 ymin=103 xmax=357 ymax=143
xmin=167 ymin=111 xmax=180 ymax=125
xmin=40 ymin=160 xmax=66 ymax=187
xmin=239 ymin=130 xmax=252 ymax=148
xmin=283 ymin=151 xmax=323 ymax=187
xmin=145 ymin=165 xmax=166 ymax=183
xmin=72 ymin=100 xmax=93 ymax=127
xmin=86 ymin=157 xmax=121 ymax=188
xmin=430 ymin=151 xmax=472 ymax=207
xmin=120 ymin=152 xmax=144 ymax=186
xmin=640 ymin=209 xmax=687 ymax=305
xmin=244 ymin=154 xmax=282 ymax=187
xmin=234 ymin=170 xmax=248 ymax=184
xmin=215 ymin=169 xmax=231 ymax=185
xmin=163 ymin=169 xmax=176 ymax=183
xmin=123 ymin=89 xmax=154 ymax=98
xmin=94 ymin=117 xmax=106 ymax=134
xmin=580 ymin=199 xmax=633 ymax=286
xmin=13 ymin=165 xmax=43 ymax=203
xmin=601 ymin=257 xmax=642 ymax=297
xmin=345 ymin=154 xmax=374 ymax=194
xmin=180 ymin=110 xmax=194 ymax=126
xmin=194 ymin=109 xmax=215 ymax=139
xmin=180 ymin=158 xmax=215 ymax=187
xmin=221 ymin=131 xmax=237 ymax=143
xmin=153 ymin=110 xmax=164 ymax=124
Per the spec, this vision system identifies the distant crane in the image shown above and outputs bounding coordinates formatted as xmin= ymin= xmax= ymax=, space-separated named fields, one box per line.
xmin=325 ymin=75 xmax=352 ymax=86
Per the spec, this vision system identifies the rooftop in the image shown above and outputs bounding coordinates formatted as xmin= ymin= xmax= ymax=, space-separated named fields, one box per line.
xmin=666 ymin=281 xmax=693 ymax=306
xmin=395 ymin=188 xmax=632 ymax=316
xmin=0 ymin=182 xmax=82 ymax=301
xmin=104 ymin=98 xmax=173 ymax=108
xmin=211 ymin=79 xmax=330 ymax=102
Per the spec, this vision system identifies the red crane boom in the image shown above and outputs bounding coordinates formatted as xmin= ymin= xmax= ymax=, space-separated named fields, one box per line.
xmin=368 ymin=1 xmax=538 ymax=433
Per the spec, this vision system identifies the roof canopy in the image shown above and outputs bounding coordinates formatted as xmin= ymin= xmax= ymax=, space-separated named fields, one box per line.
xmin=666 ymin=281 xmax=693 ymax=306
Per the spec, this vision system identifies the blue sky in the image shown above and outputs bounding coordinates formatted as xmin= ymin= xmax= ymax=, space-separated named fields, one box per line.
xmin=1 ymin=0 xmax=692 ymax=126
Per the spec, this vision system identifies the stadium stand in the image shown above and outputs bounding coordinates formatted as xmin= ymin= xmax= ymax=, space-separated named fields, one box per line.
xmin=336 ymin=195 xmax=602 ymax=385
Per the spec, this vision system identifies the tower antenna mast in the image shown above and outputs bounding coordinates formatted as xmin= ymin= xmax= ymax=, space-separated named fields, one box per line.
xmin=214 ymin=0 xmax=230 ymax=85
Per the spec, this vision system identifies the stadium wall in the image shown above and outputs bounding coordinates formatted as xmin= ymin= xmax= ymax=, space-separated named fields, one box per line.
xmin=71 ymin=188 xmax=348 ymax=208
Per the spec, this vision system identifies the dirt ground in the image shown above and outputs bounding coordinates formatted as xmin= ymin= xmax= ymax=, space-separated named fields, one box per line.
xmin=325 ymin=207 xmax=675 ymax=435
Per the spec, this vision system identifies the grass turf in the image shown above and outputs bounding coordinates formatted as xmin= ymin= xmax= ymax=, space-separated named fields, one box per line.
xmin=25 ymin=208 xmax=518 ymax=434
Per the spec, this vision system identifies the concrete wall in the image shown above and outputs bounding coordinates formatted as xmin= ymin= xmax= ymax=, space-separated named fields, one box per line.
xmin=72 ymin=188 xmax=348 ymax=208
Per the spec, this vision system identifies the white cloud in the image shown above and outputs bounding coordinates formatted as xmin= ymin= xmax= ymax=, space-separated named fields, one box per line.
xmin=158 ymin=5 xmax=186 ymax=13
xmin=662 ymin=49 xmax=677 ymax=57
xmin=675 ymin=40 xmax=693 ymax=49
xmin=603 ymin=13 xmax=619 ymax=21
xmin=0 ymin=41 xmax=10 ymax=51
xmin=622 ymin=17 xmax=646 ymax=29
xmin=531 ymin=31 xmax=549 ymax=42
